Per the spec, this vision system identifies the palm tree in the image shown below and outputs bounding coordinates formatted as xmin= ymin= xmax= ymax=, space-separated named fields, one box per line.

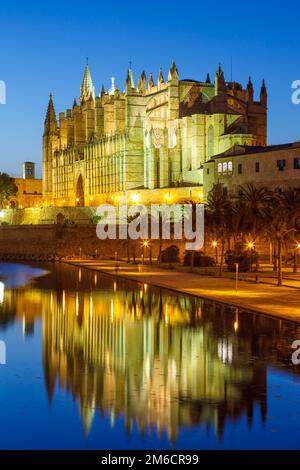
xmin=124 ymin=213 xmax=140 ymax=263
xmin=206 ymin=184 xmax=233 ymax=276
xmin=266 ymin=191 xmax=296 ymax=286
xmin=237 ymin=183 xmax=273 ymax=270
xmin=277 ymin=188 xmax=300 ymax=273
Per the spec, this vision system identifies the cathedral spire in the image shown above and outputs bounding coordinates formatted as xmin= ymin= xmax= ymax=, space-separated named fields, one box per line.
xmin=148 ymin=72 xmax=154 ymax=89
xmin=247 ymin=76 xmax=254 ymax=101
xmin=158 ymin=67 xmax=164 ymax=84
xmin=260 ymin=79 xmax=267 ymax=105
xmin=168 ymin=60 xmax=179 ymax=81
xmin=206 ymin=73 xmax=211 ymax=84
xmin=215 ymin=63 xmax=226 ymax=94
xmin=80 ymin=63 xmax=95 ymax=103
xmin=137 ymin=70 xmax=147 ymax=93
xmin=44 ymin=93 xmax=57 ymax=135
xmin=126 ymin=67 xmax=135 ymax=93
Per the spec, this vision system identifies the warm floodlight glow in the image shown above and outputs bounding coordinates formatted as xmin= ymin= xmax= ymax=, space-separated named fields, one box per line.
xmin=247 ymin=242 xmax=254 ymax=249
xmin=143 ymin=240 xmax=149 ymax=247
xmin=212 ymin=241 xmax=217 ymax=247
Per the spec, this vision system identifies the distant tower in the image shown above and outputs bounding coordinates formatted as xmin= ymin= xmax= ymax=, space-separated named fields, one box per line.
xmin=23 ymin=162 xmax=35 ymax=179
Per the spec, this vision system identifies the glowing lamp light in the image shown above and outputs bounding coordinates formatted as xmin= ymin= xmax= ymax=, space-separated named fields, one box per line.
xmin=131 ymin=193 xmax=139 ymax=203
xmin=143 ymin=240 xmax=149 ymax=247
xmin=234 ymin=320 xmax=239 ymax=333
xmin=212 ymin=241 xmax=217 ymax=247
xmin=76 ymin=197 xmax=80 ymax=202
xmin=248 ymin=242 xmax=254 ymax=249
xmin=62 ymin=199 xmax=66 ymax=204
xmin=297 ymin=243 xmax=300 ymax=250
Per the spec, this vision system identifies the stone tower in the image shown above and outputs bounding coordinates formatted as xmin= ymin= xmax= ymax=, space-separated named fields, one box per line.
xmin=43 ymin=94 xmax=58 ymax=198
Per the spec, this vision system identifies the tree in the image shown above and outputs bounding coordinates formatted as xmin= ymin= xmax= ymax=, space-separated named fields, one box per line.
xmin=266 ymin=192 xmax=296 ymax=286
xmin=277 ymin=188 xmax=300 ymax=273
xmin=237 ymin=183 xmax=273 ymax=270
xmin=0 ymin=173 xmax=17 ymax=208
xmin=206 ymin=184 xmax=233 ymax=276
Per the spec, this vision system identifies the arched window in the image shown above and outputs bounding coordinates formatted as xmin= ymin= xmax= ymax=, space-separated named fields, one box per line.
xmin=223 ymin=162 xmax=228 ymax=174
xmin=228 ymin=161 xmax=233 ymax=174
xmin=207 ymin=125 xmax=215 ymax=158
xmin=217 ymin=163 xmax=223 ymax=174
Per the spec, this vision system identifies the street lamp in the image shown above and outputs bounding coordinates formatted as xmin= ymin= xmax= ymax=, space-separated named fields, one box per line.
xmin=247 ymin=242 xmax=254 ymax=272
xmin=142 ymin=240 xmax=149 ymax=264
xmin=212 ymin=241 xmax=218 ymax=264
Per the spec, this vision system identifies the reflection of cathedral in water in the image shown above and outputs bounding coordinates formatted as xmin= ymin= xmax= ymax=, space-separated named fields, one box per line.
xmin=40 ymin=275 xmax=269 ymax=441
xmin=2 ymin=265 xmax=299 ymax=443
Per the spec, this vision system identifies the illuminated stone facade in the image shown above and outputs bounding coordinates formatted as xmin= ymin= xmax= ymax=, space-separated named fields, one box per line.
xmin=43 ymin=63 xmax=267 ymax=206
xmin=203 ymin=141 xmax=300 ymax=200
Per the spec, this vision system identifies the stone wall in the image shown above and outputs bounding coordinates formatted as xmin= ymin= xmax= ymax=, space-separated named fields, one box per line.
xmin=0 ymin=206 xmax=97 ymax=225
xmin=0 ymin=224 xmax=187 ymax=261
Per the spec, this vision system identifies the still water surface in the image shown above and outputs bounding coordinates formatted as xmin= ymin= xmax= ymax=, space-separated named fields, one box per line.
xmin=0 ymin=262 xmax=300 ymax=450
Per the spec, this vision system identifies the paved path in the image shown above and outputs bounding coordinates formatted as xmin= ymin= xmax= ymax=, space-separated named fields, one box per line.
xmin=65 ymin=259 xmax=300 ymax=323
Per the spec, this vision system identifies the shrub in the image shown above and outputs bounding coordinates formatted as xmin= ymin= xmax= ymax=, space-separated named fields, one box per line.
xmin=183 ymin=251 xmax=215 ymax=267
xmin=226 ymin=250 xmax=258 ymax=272
xmin=161 ymin=245 xmax=180 ymax=263
xmin=90 ymin=215 xmax=103 ymax=224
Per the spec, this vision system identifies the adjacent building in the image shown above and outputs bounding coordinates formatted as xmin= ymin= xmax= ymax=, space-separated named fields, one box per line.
xmin=8 ymin=162 xmax=42 ymax=209
xmin=203 ymin=141 xmax=300 ymax=199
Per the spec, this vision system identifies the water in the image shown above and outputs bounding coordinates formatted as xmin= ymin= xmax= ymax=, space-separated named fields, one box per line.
xmin=0 ymin=262 xmax=300 ymax=450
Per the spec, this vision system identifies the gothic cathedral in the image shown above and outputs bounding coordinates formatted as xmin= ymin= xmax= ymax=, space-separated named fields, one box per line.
xmin=42 ymin=62 xmax=267 ymax=206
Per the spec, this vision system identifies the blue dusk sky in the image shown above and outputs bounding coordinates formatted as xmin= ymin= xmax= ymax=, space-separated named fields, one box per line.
xmin=0 ymin=0 xmax=299 ymax=177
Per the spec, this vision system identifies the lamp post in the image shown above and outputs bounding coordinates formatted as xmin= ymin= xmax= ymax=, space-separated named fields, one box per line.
xmin=247 ymin=242 xmax=254 ymax=273
xmin=143 ymin=240 xmax=149 ymax=265
xmin=212 ymin=241 xmax=218 ymax=265
xmin=235 ymin=263 xmax=239 ymax=291
xmin=294 ymin=243 xmax=300 ymax=273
